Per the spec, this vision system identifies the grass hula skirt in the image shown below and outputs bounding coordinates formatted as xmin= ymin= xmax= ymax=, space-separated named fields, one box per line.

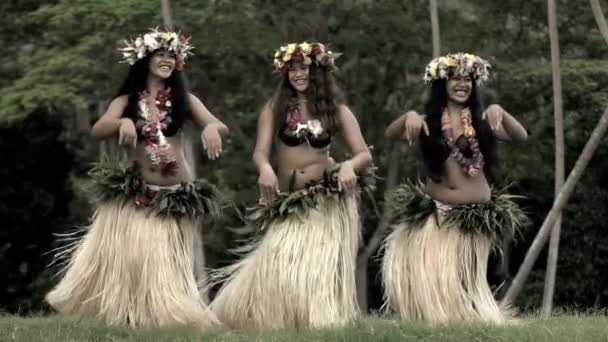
xmin=381 ymin=181 xmax=529 ymax=324
xmin=46 ymin=163 xmax=222 ymax=328
xmin=210 ymin=166 xmax=376 ymax=330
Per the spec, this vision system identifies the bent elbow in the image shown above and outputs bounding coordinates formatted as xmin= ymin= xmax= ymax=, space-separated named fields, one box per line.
xmin=384 ymin=127 xmax=395 ymax=139
xmin=363 ymin=150 xmax=373 ymax=167
xmin=221 ymin=123 xmax=230 ymax=136
xmin=519 ymin=129 xmax=529 ymax=142
xmin=90 ymin=124 xmax=103 ymax=139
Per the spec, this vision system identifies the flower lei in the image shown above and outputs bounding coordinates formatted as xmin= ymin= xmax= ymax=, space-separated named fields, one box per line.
xmin=441 ymin=108 xmax=484 ymax=177
xmin=424 ymin=52 xmax=491 ymax=83
xmin=138 ymin=88 xmax=177 ymax=175
xmin=284 ymin=100 xmax=325 ymax=139
xmin=273 ymin=41 xmax=340 ymax=73
xmin=119 ymin=27 xmax=193 ymax=70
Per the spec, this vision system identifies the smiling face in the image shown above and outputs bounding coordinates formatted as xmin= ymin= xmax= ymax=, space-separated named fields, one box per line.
xmin=446 ymin=74 xmax=473 ymax=105
xmin=287 ymin=62 xmax=310 ymax=93
xmin=148 ymin=49 xmax=176 ymax=79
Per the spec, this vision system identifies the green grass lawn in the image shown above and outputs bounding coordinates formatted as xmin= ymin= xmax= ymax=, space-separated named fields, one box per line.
xmin=2 ymin=314 xmax=608 ymax=342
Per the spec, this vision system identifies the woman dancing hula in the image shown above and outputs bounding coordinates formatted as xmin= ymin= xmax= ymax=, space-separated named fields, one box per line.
xmin=211 ymin=42 xmax=373 ymax=329
xmin=46 ymin=28 xmax=229 ymax=328
xmin=382 ymin=53 xmax=528 ymax=323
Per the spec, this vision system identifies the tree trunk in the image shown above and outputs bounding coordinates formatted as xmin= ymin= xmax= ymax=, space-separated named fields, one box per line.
xmin=355 ymin=143 xmax=402 ymax=310
xmin=160 ymin=0 xmax=202 ymax=175
xmin=590 ymin=0 xmax=608 ymax=45
xmin=355 ymin=0 xmax=443 ymax=310
xmin=161 ymin=0 xmax=174 ymax=30
xmin=429 ymin=0 xmax=441 ymax=57
xmin=502 ymin=107 xmax=608 ymax=307
xmin=541 ymin=0 xmax=565 ymax=317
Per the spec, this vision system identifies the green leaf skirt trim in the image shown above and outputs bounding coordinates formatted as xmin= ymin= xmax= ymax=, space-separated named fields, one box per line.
xmin=387 ymin=181 xmax=530 ymax=242
xmin=87 ymin=162 xmax=221 ymax=219
xmin=247 ymin=165 xmax=377 ymax=233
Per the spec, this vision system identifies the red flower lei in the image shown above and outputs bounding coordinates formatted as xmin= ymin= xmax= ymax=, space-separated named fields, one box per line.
xmin=441 ymin=107 xmax=484 ymax=177
xmin=138 ymin=88 xmax=177 ymax=176
xmin=285 ymin=100 xmax=302 ymax=131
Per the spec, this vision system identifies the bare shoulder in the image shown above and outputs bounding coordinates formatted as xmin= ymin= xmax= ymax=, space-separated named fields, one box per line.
xmin=259 ymin=99 xmax=274 ymax=118
xmin=188 ymin=92 xmax=203 ymax=104
xmin=110 ymin=95 xmax=128 ymax=107
xmin=337 ymin=104 xmax=361 ymax=127
xmin=101 ymin=95 xmax=129 ymax=119
xmin=338 ymin=104 xmax=357 ymax=120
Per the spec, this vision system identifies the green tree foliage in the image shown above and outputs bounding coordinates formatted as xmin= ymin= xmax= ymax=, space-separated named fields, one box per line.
xmin=0 ymin=111 xmax=73 ymax=313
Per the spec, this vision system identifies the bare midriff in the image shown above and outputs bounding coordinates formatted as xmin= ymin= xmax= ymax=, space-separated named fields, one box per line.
xmin=128 ymin=131 xmax=194 ymax=186
xmin=425 ymin=156 xmax=491 ymax=205
xmin=275 ymin=141 xmax=335 ymax=191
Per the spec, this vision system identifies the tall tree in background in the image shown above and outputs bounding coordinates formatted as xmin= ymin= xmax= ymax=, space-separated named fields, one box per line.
xmin=502 ymin=0 xmax=608 ymax=309
xmin=430 ymin=0 xmax=440 ymax=57
xmin=354 ymin=0 xmax=442 ymax=311
xmin=542 ymin=0 xmax=565 ymax=316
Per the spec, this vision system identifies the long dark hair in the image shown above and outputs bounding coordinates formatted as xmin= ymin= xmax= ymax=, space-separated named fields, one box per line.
xmin=271 ymin=63 xmax=345 ymax=132
xmin=419 ymin=78 xmax=499 ymax=182
xmin=115 ymin=51 xmax=191 ymax=136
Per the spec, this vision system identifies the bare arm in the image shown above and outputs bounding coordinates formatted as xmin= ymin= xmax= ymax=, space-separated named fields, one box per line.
xmin=189 ymin=93 xmax=229 ymax=136
xmin=484 ymin=104 xmax=528 ymax=142
xmin=385 ymin=113 xmax=408 ymax=139
xmin=252 ymin=101 xmax=275 ymax=173
xmin=339 ymin=105 xmax=372 ymax=172
xmin=500 ymin=111 xmax=528 ymax=142
xmin=90 ymin=96 xmax=128 ymax=139
xmin=385 ymin=111 xmax=428 ymax=143
xmin=253 ymin=101 xmax=280 ymax=200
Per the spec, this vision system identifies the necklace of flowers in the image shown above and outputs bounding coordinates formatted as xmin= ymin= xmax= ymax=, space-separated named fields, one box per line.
xmin=138 ymin=88 xmax=177 ymax=174
xmin=441 ymin=107 xmax=484 ymax=177
xmin=284 ymin=99 xmax=324 ymax=140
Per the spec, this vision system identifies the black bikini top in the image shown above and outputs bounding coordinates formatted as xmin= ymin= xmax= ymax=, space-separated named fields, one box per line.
xmin=277 ymin=101 xmax=333 ymax=149
xmin=278 ymin=125 xmax=333 ymax=148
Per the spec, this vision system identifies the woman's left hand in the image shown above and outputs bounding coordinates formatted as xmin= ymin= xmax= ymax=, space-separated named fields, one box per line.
xmin=201 ymin=124 xmax=223 ymax=160
xmin=483 ymin=104 xmax=504 ymax=131
xmin=337 ymin=161 xmax=357 ymax=194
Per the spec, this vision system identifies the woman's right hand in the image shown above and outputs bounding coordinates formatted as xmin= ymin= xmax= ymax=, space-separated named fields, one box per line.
xmin=118 ymin=118 xmax=137 ymax=148
xmin=258 ymin=164 xmax=280 ymax=203
xmin=402 ymin=111 xmax=429 ymax=143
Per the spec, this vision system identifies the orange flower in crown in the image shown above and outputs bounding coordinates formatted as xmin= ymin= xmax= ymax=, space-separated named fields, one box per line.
xmin=272 ymin=41 xmax=340 ymax=72
xmin=119 ymin=27 xmax=193 ymax=70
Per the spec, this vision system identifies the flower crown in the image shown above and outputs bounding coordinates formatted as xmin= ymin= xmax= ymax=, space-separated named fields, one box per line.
xmin=273 ymin=42 xmax=339 ymax=72
xmin=119 ymin=27 xmax=193 ymax=70
xmin=423 ymin=53 xmax=491 ymax=83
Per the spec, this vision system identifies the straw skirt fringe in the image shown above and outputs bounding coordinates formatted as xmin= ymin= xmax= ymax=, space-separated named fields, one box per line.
xmin=382 ymin=215 xmax=505 ymax=324
xmin=46 ymin=199 xmax=219 ymax=328
xmin=211 ymin=195 xmax=360 ymax=330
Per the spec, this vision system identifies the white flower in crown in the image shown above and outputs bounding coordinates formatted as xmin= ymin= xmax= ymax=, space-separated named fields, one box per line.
xmin=144 ymin=32 xmax=160 ymax=51
xmin=299 ymin=42 xmax=312 ymax=54
xmin=286 ymin=43 xmax=297 ymax=54
xmin=438 ymin=68 xmax=447 ymax=79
